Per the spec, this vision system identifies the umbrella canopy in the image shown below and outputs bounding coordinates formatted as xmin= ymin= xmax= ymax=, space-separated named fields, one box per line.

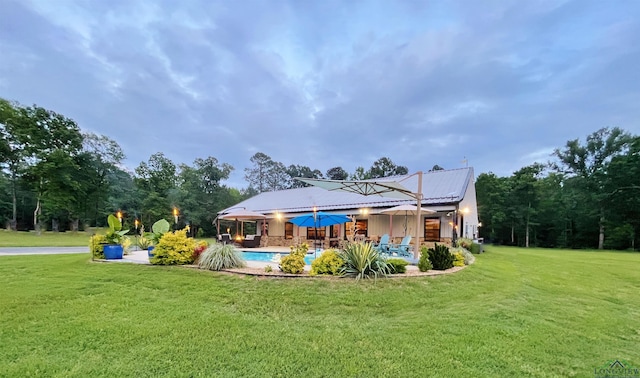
xmin=296 ymin=178 xmax=415 ymax=199
xmin=289 ymin=212 xmax=352 ymax=227
xmin=378 ymin=204 xmax=436 ymax=237
xmin=219 ymin=209 xmax=266 ymax=220
xmin=378 ymin=204 xmax=435 ymax=216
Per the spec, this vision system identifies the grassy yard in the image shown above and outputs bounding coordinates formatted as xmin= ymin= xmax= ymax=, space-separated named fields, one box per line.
xmin=0 ymin=246 xmax=638 ymax=377
xmin=0 ymin=229 xmax=105 ymax=247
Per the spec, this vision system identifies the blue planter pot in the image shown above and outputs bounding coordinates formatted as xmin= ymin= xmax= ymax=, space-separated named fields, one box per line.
xmin=103 ymin=244 xmax=124 ymax=259
xmin=148 ymin=246 xmax=155 ymax=258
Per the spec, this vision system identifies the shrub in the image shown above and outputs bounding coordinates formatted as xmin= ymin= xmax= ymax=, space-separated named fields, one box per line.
xmin=198 ymin=243 xmax=246 ymax=270
xmin=150 ymin=229 xmax=196 ymax=265
xmin=264 ymin=265 xmax=273 ymax=273
xmin=428 ymin=244 xmax=454 ymax=270
xmin=418 ymin=247 xmax=432 ymax=272
xmin=451 ymin=247 xmax=475 ymax=265
xmin=90 ymin=234 xmax=107 ymax=259
xmin=470 ymin=243 xmax=482 ymax=254
xmin=386 ymin=258 xmax=408 ymax=274
xmin=452 ymin=251 xmax=465 ymax=267
xmin=340 ymin=242 xmax=389 ymax=280
xmin=193 ymin=240 xmax=209 ymax=261
xmin=121 ymin=236 xmax=132 ymax=255
xmin=136 ymin=234 xmax=152 ymax=250
xmin=310 ymin=249 xmax=345 ymax=276
xmin=456 ymin=237 xmax=473 ymax=250
xmin=279 ymin=243 xmax=308 ymax=274
xmin=280 ymin=254 xmax=306 ymax=274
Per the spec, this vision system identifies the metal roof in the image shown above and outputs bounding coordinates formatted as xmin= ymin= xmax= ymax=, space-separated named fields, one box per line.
xmin=220 ymin=167 xmax=473 ymax=215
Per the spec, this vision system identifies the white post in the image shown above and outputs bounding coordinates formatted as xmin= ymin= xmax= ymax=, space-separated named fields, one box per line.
xmin=414 ymin=171 xmax=423 ymax=259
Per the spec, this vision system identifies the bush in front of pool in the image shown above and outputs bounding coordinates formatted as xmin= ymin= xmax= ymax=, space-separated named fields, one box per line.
xmin=279 ymin=243 xmax=308 ymax=274
xmin=310 ymin=249 xmax=345 ymax=276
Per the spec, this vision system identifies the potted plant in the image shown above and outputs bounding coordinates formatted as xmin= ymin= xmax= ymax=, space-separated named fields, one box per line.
xmin=146 ymin=219 xmax=170 ymax=258
xmin=103 ymin=214 xmax=130 ymax=259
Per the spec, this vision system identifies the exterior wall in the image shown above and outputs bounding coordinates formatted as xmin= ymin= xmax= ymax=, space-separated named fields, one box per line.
xmin=261 ymin=213 xmax=456 ymax=248
xmin=458 ymin=173 xmax=480 ymax=239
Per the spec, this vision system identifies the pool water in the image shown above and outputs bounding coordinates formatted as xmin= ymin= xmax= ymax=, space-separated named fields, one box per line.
xmin=241 ymin=251 xmax=317 ymax=265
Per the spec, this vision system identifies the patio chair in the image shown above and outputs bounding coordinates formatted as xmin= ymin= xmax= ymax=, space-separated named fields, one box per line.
xmin=372 ymin=234 xmax=390 ymax=253
xmin=388 ymin=235 xmax=412 ymax=257
xmin=242 ymin=235 xmax=261 ymax=248
xmin=218 ymin=233 xmax=232 ymax=245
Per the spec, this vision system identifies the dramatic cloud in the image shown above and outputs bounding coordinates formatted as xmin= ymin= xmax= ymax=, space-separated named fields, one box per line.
xmin=1 ymin=0 xmax=639 ymax=187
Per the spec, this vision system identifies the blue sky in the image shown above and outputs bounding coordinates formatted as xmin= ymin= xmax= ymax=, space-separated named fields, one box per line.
xmin=1 ymin=0 xmax=639 ymax=188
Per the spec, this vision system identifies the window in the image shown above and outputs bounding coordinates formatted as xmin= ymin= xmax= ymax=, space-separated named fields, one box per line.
xmin=285 ymin=222 xmax=293 ymax=239
xmin=346 ymin=220 xmax=368 ymax=238
xmin=307 ymin=227 xmax=326 ymax=240
xmin=424 ymin=218 xmax=440 ymax=241
xmin=330 ymin=224 xmax=341 ymax=238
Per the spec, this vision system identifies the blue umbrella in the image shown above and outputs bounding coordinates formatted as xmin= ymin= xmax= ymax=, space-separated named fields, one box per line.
xmin=289 ymin=212 xmax=352 ymax=227
xmin=290 ymin=212 xmax=351 ymax=251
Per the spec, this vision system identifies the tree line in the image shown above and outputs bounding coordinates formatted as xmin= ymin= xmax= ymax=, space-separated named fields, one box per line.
xmin=0 ymin=99 xmax=410 ymax=235
xmin=476 ymin=127 xmax=640 ymax=250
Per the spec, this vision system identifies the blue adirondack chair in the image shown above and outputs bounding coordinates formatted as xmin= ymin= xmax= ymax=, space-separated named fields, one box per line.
xmin=388 ymin=235 xmax=412 ymax=257
xmin=372 ymin=234 xmax=390 ymax=253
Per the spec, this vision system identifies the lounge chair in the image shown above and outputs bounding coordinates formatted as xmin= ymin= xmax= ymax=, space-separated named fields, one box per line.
xmin=242 ymin=235 xmax=261 ymax=248
xmin=388 ymin=235 xmax=412 ymax=257
xmin=372 ymin=234 xmax=390 ymax=253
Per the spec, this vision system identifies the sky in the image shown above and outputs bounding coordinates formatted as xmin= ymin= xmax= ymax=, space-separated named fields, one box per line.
xmin=1 ymin=0 xmax=639 ymax=188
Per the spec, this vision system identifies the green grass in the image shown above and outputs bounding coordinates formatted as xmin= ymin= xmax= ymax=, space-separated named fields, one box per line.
xmin=0 ymin=229 xmax=106 ymax=247
xmin=0 ymin=246 xmax=638 ymax=377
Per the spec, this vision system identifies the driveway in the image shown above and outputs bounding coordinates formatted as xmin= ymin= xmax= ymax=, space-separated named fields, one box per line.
xmin=0 ymin=246 xmax=89 ymax=256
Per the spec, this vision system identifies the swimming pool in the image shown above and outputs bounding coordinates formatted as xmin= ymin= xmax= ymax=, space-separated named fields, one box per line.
xmin=241 ymin=251 xmax=316 ymax=265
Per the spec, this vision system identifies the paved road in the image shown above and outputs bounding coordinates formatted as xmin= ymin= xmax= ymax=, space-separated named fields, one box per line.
xmin=0 ymin=246 xmax=89 ymax=256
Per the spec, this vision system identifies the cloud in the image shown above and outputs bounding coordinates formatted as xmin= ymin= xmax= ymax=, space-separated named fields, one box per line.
xmin=1 ymin=0 xmax=639 ymax=188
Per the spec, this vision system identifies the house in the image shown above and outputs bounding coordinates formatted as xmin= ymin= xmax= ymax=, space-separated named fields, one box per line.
xmin=219 ymin=167 xmax=479 ymax=248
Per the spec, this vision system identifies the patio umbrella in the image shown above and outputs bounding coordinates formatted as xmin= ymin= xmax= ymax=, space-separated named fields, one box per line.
xmin=290 ymin=212 xmax=351 ymax=250
xmin=378 ymin=204 xmax=435 ymax=238
xmin=289 ymin=212 xmax=352 ymax=227
xmin=296 ymin=172 xmax=424 ymax=259
xmin=217 ymin=209 xmax=266 ymax=238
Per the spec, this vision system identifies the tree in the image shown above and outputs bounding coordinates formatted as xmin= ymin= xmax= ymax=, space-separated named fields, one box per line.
xmin=367 ymin=157 xmax=408 ymax=178
xmin=429 ymin=164 xmax=445 ymax=171
xmin=511 ymin=163 xmax=545 ymax=247
xmin=603 ymin=136 xmax=640 ymax=249
xmin=80 ymin=133 xmax=125 ymax=227
xmin=553 ymin=127 xmax=632 ymax=249
xmin=244 ymin=152 xmax=273 ymax=193
xmin=175 ymin=156 xmax=234 ymax=235
xmin=135 ymin=153 xmax=177 ymax=226
xmin=286 ymin=165 xmax=323 ymax=188
xmin=350 ymin=166 xmax=370 ymax=180
xmin=265 ymin=161 xmax=289 ymax=191
xmin=0 ymin=99 xmax=31 ymax=230
xmin=326 ymin=166 xmax=348 ymax=180
xmin=17 ymin=105 xmax=83 ymax=232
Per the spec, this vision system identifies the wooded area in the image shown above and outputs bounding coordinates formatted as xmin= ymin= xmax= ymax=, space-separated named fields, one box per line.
xmin=0 ymin=99 xmax=409 ymax=236
xmin=2 ymin=98 xmax=638 ymax=248
xmin=477 ymin=128 xmax=639 ymax=250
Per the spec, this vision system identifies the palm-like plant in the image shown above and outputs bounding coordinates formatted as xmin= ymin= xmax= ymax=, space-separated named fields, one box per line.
xmin=340 ymin=242 xmax=390 ymax=280
xmin=197 ymin=243 xmax=246 ymax=271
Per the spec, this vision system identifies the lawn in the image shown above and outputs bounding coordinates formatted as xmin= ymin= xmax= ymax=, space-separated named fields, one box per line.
xmin=0 ymin=229 xmax=105 ymax=247
xmin=0 ymin=246 xmax=638 ymax=377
